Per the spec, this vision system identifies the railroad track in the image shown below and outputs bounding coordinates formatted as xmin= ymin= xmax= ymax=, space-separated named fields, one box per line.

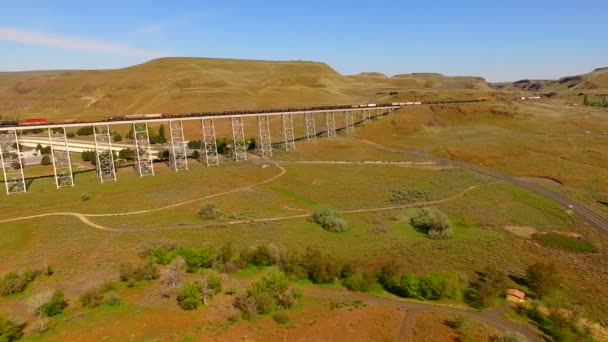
xmin=355 ymin=137 xmax=608 ymax=236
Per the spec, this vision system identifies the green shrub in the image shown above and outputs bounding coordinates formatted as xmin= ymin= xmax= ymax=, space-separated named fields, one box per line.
xmin=381 ymin=271 xmax=462 ymax=301
xmin=312 ymin=206 xmax=348 ymax=232
xmin=342 ymin=273 xmax=376 ymax=292
xmin=386 ymin=273 xmax=420 ymax=298
xmin=197 ymin=203 xmax=222 ymax=220
xmin=0 ymin=315 xmax=25 ymax=342
xmin=532 ymin=233 xmax=598 ymax=253
xmin=272 ymin=313 xmax=290 ymax=325
xmin=234 ymin=268 xmax=297 ymax=320
xmin=242 ymin=245 xmax=275 ymax=267
xmin=517 ymin=304 xmax=591 ymax=341
xmin=76 ymin=126 xmax=94 ymax=136
xmin=0 ymin=269 xmax=41 ymax=295
xmin=177 ymin=282 xmax=202 ymax=310
xmin=410 ymin=208 xmax=453 ymax=239
xmin=103 ymin=291 xmax=121 ymax=306
xmin=149 ymin=247 xmax=216 ymax=272
xmin=40 ymin=290 xmax=68 ymax=317
xmin=445 ymin=315 xmax=467 ymax=330
xmin=40 ymin=154 xmax=52 ymax=165
xmin=66 ymin=132 xmax=75 ymax=138
xmin=494 ymin=331 xmax=527 ymax=342
xmin=303 ymin=247 xmax=340 ymax=284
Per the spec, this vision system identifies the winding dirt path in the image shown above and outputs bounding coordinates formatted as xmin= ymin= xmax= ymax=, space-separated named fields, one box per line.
xmin=0 ymin=165 xmax=287 ymax=230
xmin=0 ymin=162 xmax=490 ymax=231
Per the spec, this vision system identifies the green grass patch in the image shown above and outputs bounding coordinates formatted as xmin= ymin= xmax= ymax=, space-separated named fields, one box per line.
xmin=532 ymin=233 xmax=598 ymax=253
xmin=270 ymin=186 xmax=318 ymax=206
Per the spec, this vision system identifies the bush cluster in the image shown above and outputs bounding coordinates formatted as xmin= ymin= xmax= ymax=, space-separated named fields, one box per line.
xmin=234 ymin=269 xmax=299 ymax=319
xmin=197 ymin=204 xmax=223 ymax=220
xmin=39 ymin=290 xmax=68 ymax=317
xmin=148 ymin=246 xmax=216 ymax=273
xmin=379 ymin=268 xmax=462 ymax=300
xmin=79 ymin=282 xmax=120 ymax=308
xmin=312 ymin=206 xmax=348 ymax=232
xmin=0 ymin=315 xmax=25 ymax=342
xmin=0 ymin=269 xmax=41 ymax=296
xmin=177 ymin=271 xmax=222 ymax=310
xmin=410 ymin=207 xmax=453 ymax=239
xmin=516 ymin=303 xmax=591 ymax=341
xmin=118 ymin=261 xmax=159 ymax=285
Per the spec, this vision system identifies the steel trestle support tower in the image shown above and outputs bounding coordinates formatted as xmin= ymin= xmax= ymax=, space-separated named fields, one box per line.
xmin=93 ymin=124 xmax=116 ymax=182
xmin=257 ymin=115 xmax=272 ymax=158
xmin=201 ymin=118 xmax=219 ymax=166
xmin=48 ymin=127 xmax=74 ymax=187
xmin=325 ymin=112 xmax=337 ymax=138
xmin=363 ymin=109 xmax=371 ymax=125
xmin=231 ymin=116 xmax=247 ymax=161
xmin=304 ymin=112 xmax=316 ymax=141
xmin=169 ymin=120 xmax=188 ymax=171
xmin=282 ymin=113 xmax=296 ymax=151
xmin=343 ymin=110 xmax=355 ymax=134
xmin=0 ymin=130 xmax=26 ymax=194
xmin=133 ymin=122 xmax=155 ymax=177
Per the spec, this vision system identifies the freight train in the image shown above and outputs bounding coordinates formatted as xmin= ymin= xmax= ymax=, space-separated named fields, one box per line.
xmin=0 ymin=99 xmax=488 ymax=128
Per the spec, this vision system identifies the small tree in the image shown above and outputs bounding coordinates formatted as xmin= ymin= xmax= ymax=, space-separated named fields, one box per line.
xmin=113 ymin=133 xmax=122 ymax=142
xmin=312 ymin=206 xmax=348 ymax=232
xmin=526 ymin=262 xmax=558 ymax=299
xmin=478 ymin=265 xmax=507 ymax=307
xmin=410 ymin=208 xmax=453 ymax=239
xmin=40 ymin=155 xmax=52 ymax=166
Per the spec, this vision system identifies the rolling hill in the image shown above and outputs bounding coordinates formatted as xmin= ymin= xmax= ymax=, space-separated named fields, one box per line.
xmin=0 ymin=57 xmax=495 ymax=120
xmin=492 ymin=67 xmax=608 ymax=96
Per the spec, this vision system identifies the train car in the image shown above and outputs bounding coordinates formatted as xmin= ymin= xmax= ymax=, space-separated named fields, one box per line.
xmin=18 ymin=118 xmax=48 ymax=126
xmin=367 ymin=104 xmax=377 ymax=107
xmin=0 ymin=120 xmax=18 ymax=127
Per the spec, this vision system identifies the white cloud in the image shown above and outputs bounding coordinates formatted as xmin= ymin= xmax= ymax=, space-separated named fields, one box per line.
xmin=0 ymin=27 xmax=165 ymax=58
xmin=134 ymin=24 xmax=166 ymax=35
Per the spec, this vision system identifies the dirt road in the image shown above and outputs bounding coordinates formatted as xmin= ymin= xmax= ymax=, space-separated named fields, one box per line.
xmin=302 ymin=287 xmax=541 ymax=341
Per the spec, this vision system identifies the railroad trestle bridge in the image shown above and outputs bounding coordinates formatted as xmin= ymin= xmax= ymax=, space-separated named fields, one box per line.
xmin=0 ymin=107 xmax=396 ymax=195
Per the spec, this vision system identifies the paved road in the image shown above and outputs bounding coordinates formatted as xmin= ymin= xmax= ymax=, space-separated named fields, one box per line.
xmin=355 ymin=137 xmax=608 ymax=237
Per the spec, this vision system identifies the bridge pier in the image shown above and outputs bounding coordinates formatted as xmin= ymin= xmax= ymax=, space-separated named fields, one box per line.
xmin=325 ymin=112 xmax=337 ymax=138
xmin=0 ymin=130 xmax=26 ymax=194
xmin=93 ymin=124 xmax=117 ymax=182
xmin=282 ymin=113 xmax=295 ymax=151
xmin=231 ymin=116 xmax=247 ymax=162
xmin=304 ymin=112 xmax=316 ymax=141
xmin=257 ymin=115 xmax=272 ymax=158
xmin=48 ymin=127 xmax=75 ymax=187
xmin=133 ymin=122 xmax=155 ymax=177
xmin=201 ymin=118 xmax=219 ymax=166
xmin=343 ymin=110 xmax=354 ymax=134
xmin=363 ymin=109 xmax=371 ymax=125
xmin=169 ymin=120 xmax=188 ymax=171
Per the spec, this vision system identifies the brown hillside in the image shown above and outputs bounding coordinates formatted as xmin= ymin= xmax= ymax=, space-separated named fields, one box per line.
xmin=0 ymin=57 xmax=494 ymax=120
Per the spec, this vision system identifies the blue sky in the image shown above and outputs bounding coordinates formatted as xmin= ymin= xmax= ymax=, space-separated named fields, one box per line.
xmin=0 ymin=0 xmax=606 ymax=81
